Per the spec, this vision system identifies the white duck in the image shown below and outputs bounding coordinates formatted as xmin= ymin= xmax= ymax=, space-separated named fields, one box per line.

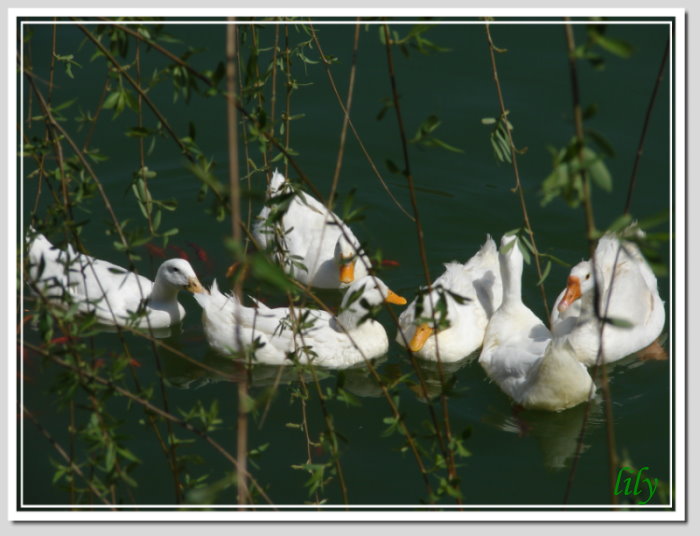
xmin=550 ymin=234 xmax=665 ymax=366
xmin=193 ymin=275 xmax=407 ymax=369
xmin=479 ymin=234 xmax=594 ymax=412
xmin=395 ymin=235 xmax=502 ymax=362
xmin=27 ymin=231 xmax=205 ymax=330
xmin=252 ymin=169 xmax=371 ymax=289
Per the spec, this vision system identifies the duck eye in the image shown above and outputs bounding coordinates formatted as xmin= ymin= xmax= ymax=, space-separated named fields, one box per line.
xmin=171 ymin=266 xmax=180 ymax=273
xmin=585 ymin=274 xmax=590 ymax=280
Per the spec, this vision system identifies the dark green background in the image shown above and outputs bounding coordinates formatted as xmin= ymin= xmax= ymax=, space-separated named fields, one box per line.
xmin=21 ymin=20 xmax=672 ymax=506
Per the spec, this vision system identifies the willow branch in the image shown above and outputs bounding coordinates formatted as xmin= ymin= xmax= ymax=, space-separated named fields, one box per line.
xmin=225 ymin=18 xmax=249 ymax=506
xmin=624 ymin=38 xmax=670 ymax=215
xmin=23 ymin=406 xmax=114 ymax=507
xmin=562 ymin=21 xmax=618 ymax=506
xmin=309 ymin=23 xmax=415 ymax=222
xmin=382 ymin=23 xmax=460 ymax=499
xmin=25 ymin=341 xmax=275 ymax=506
xmin=484 ymin=22 xmax=551 ymax=321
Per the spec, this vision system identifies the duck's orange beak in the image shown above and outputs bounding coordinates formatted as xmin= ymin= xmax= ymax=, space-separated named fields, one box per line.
xmin=385 ymin=290 xmax=407 ymax=306
xmin=185 ymin=277 xmax=206 ymax=294
xmin=557 ymin=275 xmax=581 ymax=312
xmin=409 ymin=323 xmax=433 ymax=352
xmin=339 ymin=260 xmax=355 ymax=284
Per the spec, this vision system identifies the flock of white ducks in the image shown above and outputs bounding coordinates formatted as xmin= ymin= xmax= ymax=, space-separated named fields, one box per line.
xmin=25 ymin=171 xmax=666 ymax=411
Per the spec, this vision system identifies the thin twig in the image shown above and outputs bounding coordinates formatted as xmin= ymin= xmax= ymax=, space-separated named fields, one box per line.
xmin=264 ymin=280 xmax=434 ymax=498
xmin=295 ymin=372 xmax=322 ymax=506
xmin=135 ymin=41 xmax=183 ymax=504
xmin=283 ymin=26 xmax=292 ymax=179
xmin=624 ymin=38 xmax=670 ymax=215
xmin=562 ymin=21 xmax=618 ymax=505
xmin=309 ymin=365 xmax=350 ymax=505
xmin=226 ymin=19 xmax=249 ymax=506
xmin=23 ymin=406 xmax=114 ymax=507
xmin=309 ymin=22 xmax=359 ymax=216
xmin=47 ymin=22 xmax=57 ymax=105
xmin=81 ymin=76 xmax=110 ymax=153
xmin=235 ymin=31 xmax=255 ymax=252
xmin=484 ymin=22 xmax=551 ymax=321
xmin=382 ymin=23 xmax=459 ymax=500
xmin=76 ymin=24 xmax=196 ymax=163
xmin=25 ymin=341 xmax=275 ymax=506
xmin=309 ymin=23 xmax=415 ymax=223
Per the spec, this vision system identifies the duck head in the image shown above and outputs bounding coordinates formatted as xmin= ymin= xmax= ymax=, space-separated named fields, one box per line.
xmin=335 ymin=233 xmax=367 ymax=285
xmin=557 ymin=260 xmax=595 ymax=313
xmin=408 ymin=285 xmax=463 ymax=352
xmin=155 ymin=259 xmax=206 ymax=297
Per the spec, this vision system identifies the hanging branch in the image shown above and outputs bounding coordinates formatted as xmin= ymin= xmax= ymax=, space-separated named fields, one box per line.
xmin=484 ymin=22 xmax=551 ymax=321
xmin=308 ymin=22 xmax=360 ymax=215
xmin=225 ymin=18 xmax=249 ymax=507
xmin=382 ymin=23 xmax=460 ymax=501
xmin=134 ymin=41 xmax=183 ymax=505
xmin=309 ymin=23 xmax=415 ymax=223
xmin=561 ymin=21 xmax=618 ymax=506
xmin=624 ymin=38 xmax=670 ymax=215
xmin=24 ymin=341 xmax=276 ymax=506
xmin=23 ymin=406 xmax=115 ymax=508
xmin=76 ymin=24 xmax=196 ymax=163
xmin=564 ymin=30 xmax=670 ymax=506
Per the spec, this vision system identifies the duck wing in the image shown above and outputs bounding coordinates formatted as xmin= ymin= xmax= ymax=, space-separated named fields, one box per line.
xmin=28 ymin=233 xmax=155 ymax=322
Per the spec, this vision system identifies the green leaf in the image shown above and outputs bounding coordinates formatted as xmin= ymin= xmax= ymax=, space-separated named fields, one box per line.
xmin=491 ymin=135 xmax=506 ymax=163
xmin=517 ymin=236 xmax=531 ymax=265
xmin=250 ymin=253 xmax=297 ymax=292
xmin=606 ymin=213 xmax=633 ymax=234
xmin=187 ymin=160 xmax=225 ymax=196
xmin=105 ymin=443 xmax=116 ymax=472
xmin=240 ymin=393 xmax=256 ymax=413
xmin=410 ymin=115 xmax=463 ymax=153
xmin=53 ymin=98 xmax=77 ymax=113
xmin=120 ymin=472 xmax=138 ymax=488
xmin=335 ymin=388 xmax=362 ymax=408
xmin=429 ymin=137 xmax=464 ymax=153
xmin=584 ymin=148 xmax=613 ymax=192
xmin=52 ymin=464 xmax=68 ymax=485
xmin=102 ymin=91 xmax=121 ymax=110
xmin=519 ymin=233 xmax=536 ymax=255
xmin=385 ymin=159 xmax=400 ymax=174
xmin=593 ymin=33 xmax=633 ymax=58
xmin=499 ymin=237 xmax=516 ymax=255
xmin=637 ymin=210 xmax=669 ymax=231
xmin=126 ymin=127 xmax=151 ymax=138
xmin=540 ymin=252 xmax=572 ymax=268
xmin=586 ymin=128 xmax=616 ymax=157
xmin=116 ymin=447 xmax=142 ymax=464
xmin=582 ymin=103 xmax=598 ymax=120
xmin=536 ymin=259 xmax=552 ymax=286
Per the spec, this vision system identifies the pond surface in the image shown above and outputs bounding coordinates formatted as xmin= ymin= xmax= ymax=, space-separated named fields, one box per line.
xmin=20 ymin=19 xmax=672 ymax=508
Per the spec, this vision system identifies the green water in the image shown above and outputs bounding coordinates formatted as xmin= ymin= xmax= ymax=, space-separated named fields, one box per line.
xmin=20 ymin=20 xmax=672 ymax=507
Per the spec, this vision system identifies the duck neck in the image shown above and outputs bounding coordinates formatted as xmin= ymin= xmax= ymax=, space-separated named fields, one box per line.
xmin=336 ymin=308 xmax=364 ymax=331
xmin=500 ymin=251 xmax=523 ymax=307
xmin=148 ymin=276 xmax=179 ymax=305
